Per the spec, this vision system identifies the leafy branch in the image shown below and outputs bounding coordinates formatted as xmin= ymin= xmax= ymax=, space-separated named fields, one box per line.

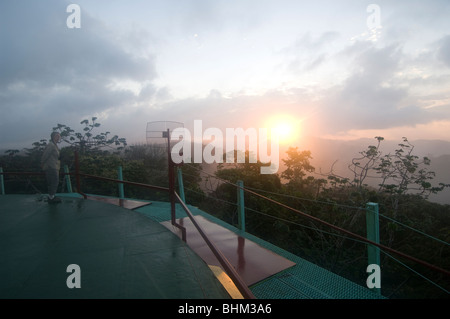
xmin=53 ymin=117 xmax=127 ymax=154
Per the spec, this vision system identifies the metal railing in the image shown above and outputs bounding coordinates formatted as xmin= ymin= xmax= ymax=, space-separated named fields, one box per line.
xmin=73 ymin=151 xmax=256 ymax=298
xmin=0 ymin=154 xmax=255 ymax=299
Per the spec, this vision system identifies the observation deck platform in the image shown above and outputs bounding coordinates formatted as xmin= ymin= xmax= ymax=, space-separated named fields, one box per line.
xmin=0 ymin=194 xmax=228 ymax=298
xmin=136 ymin=200 xmax=384 ymax=299
xmin=0 ymin=193 xmax=384 ymax=299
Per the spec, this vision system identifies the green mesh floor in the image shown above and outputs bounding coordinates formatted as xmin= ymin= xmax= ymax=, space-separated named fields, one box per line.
xmin=0 ymin=194 xmax=230 ymax=299
xmin=1 ymin=193 xmax=385 ymax=299
xmin=136 ymin=201 xmax=385 ymax=299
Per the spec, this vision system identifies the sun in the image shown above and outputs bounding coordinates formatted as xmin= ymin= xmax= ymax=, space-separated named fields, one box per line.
xmin=273 ymin=123 xmax=293 ymax=139
xmin=265 ymin=115 xmax=300 ymax=145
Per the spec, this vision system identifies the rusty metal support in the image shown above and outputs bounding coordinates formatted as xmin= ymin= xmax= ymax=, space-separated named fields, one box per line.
xmin=174 ymin=191 xmax=256 ymax=299
xmin=166 ymin=128 xmax=187 ymax=242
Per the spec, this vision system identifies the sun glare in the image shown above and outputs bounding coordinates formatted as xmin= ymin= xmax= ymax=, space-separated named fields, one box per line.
xmin=273 ymin=123 xmax=292 ymax=139
xmin=265 ymin=115 xmax=300 ymax=145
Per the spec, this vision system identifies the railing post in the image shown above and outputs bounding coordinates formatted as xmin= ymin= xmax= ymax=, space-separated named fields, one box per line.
xmin=177 ymin=167 xmax=185 ymax=203
xmin=167 ymin=128 xmax=186 ymax=242
xmin=74 ymin=151 xmax=86 ymax=199
xmin=366 ymin=202 xmax=381 ymax=294
xmin=75 ymin=151 xmax=81 ymax=193
xmin=168 ymin=129 xmax=175 ymax=224
xmin=117 ymin=166 xmax=125 ymax=199
xmin=0 ymin=167 xmax=5 ymax=195
xmin=237 ymin=180 xmax=245 ymax=232
xmin=64 ymin=165 xmax=73 ymax=193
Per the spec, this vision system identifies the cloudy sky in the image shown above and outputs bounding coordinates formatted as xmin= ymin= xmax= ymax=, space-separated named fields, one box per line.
xmin=1 ymin=0 xmax=450 ymax=150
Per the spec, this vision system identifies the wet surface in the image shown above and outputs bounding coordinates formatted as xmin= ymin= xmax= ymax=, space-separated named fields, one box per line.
xmin=162 ymin=215 xmax=296 ymax=286
xmin=0 ymin=195 xmax=229 ymax=298
xmin=86 ymin=195 xmax=152 ymax=210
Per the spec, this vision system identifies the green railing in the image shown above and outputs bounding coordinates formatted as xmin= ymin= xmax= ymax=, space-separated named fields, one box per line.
xmin=0 ymin=152 xmax=256 ymax=300
xmin=2 ymin=151 xmax=449 ymax=297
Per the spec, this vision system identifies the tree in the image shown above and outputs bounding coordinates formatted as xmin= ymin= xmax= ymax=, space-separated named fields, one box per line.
xmin=281 ymin=147 xmax=315 ymax=181
xmin=375 ymin=137 xmax=449 ymax=200
xmin=324 ymin=136 xmax=450 ymax=206
xmin=281 ymin=147 xmax=316 ymax=195
xmin=216 ymin=150 xmax=281 ymax=191
xmin=348 ymin=136 xmax=384 ymax=190
xmin=53 ymin=117 xmax=127 ymax=154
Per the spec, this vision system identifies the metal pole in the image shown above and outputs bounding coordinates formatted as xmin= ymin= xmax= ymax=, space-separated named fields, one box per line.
xmin=167 ymin=129 xmax=175 ymax=224
xmin=74 ymin=151 xmax=87 ymax=199
xmin=64 ymin=165 xmax=73 ymax=193
xmin=237 ymin=180 xmax=245 ymax=232
xmin=0 ymin=167 xmax=5 ymax=195
xmin=366 ymin=202 xmax=381 ymax=294
xmin=167 ymin=128 xmax=186 ymax=242
xmin=117 ymin=166 xmax=125 ymax=199
xmin=75 ymin=151 xmax=81 ymax=192
xmin=177 ymin=167 xmax=186 ymax=203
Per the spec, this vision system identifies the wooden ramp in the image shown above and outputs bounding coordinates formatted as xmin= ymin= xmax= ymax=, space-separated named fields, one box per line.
xmin=162 ymin=215 xmax=296 ymax=286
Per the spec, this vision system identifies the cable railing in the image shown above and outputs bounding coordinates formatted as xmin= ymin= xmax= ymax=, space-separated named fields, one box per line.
xmin=226 ymin=180 xmax=450 ymax=248
xmin=192 ymin=187 xmax=450 ymax=295
xmin=74 ymin=173 xmax=255 ymax=299
xmin=0 ymin=160 xmax=256 ymax=300
xmin=180 ymin=164 xmax=450 ymax=297
xmin=2 ymin=158 xmax=449 ymax=297
xmin=238 ymin=182 xmax=450 ymax=248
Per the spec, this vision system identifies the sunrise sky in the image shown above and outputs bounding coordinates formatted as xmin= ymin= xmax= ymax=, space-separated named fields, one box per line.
xmin=1 ymin=0 xmax=450 ymax=149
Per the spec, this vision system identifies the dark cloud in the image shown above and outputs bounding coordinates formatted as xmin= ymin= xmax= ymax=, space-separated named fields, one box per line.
xmin=0 ymin=0 xmax=157 ymax=147
xmin=1 ymin=1 xmax=155 ymax=84
xmin=1 ymin=1 xmax=449 ymax=149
